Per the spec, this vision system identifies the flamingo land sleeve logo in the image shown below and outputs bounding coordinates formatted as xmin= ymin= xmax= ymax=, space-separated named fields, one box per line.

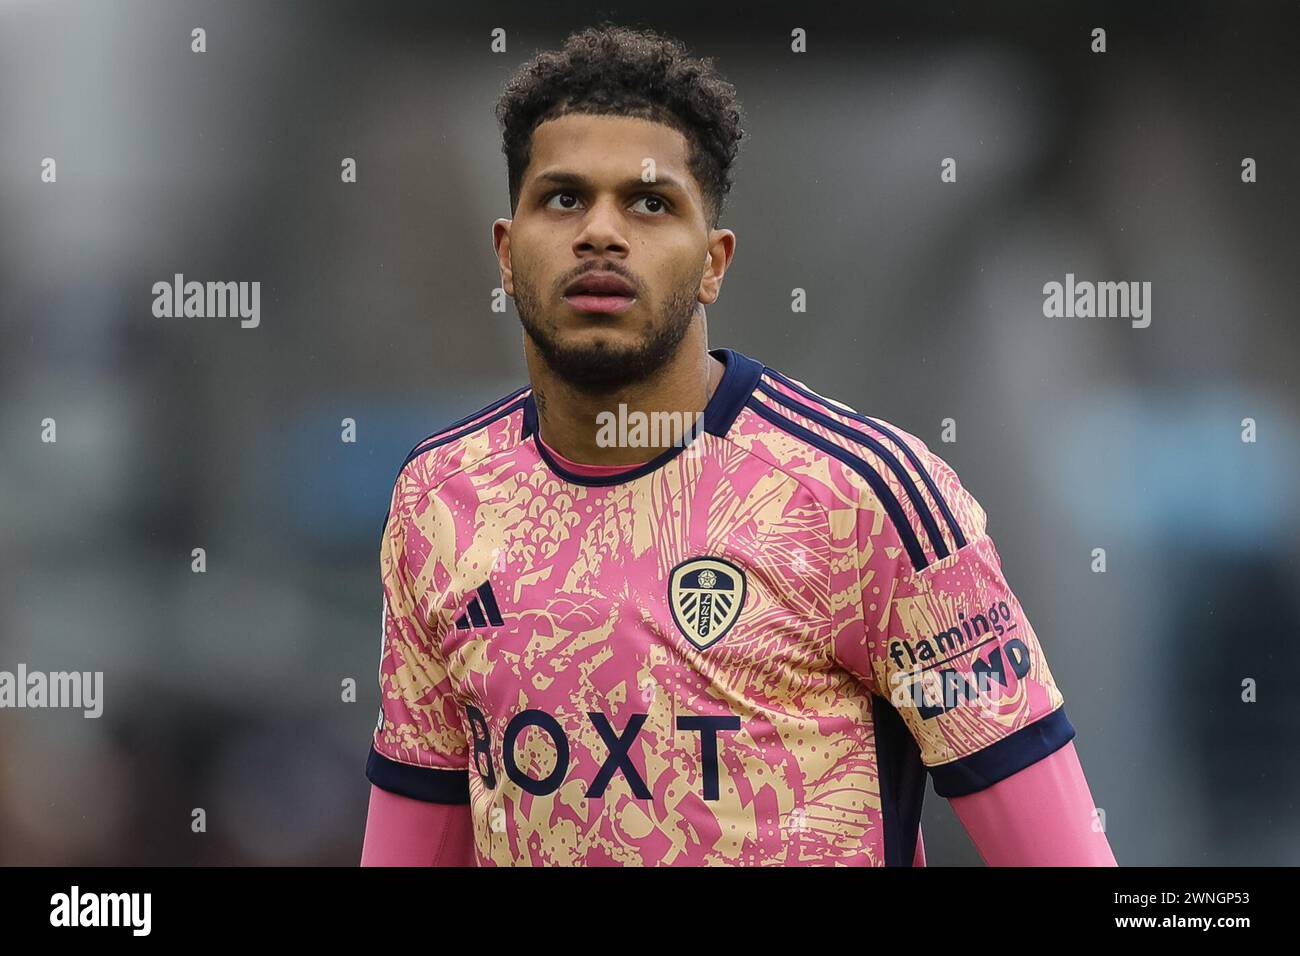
xmin=669 ymin=557 xmax=747 ymax=650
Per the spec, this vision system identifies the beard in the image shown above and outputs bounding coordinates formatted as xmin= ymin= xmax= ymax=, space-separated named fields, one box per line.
xmin=513 ymin=266 xmax=701 ymax=395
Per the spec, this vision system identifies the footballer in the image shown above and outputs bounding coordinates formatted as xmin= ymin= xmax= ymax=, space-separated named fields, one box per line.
xmin=360 ymin=25 xmax=1117 ymax=866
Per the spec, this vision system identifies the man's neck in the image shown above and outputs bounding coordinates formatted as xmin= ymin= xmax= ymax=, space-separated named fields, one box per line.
xmin=526 ymin=325 xmax=724 ymax=466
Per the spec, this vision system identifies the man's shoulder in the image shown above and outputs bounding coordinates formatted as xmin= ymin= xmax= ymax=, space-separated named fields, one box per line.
xmin=391 ymin=384 xmax=532 ymax=498
xmin=738 ymin=360 xmax=932 ymax=485
xmin=739 ymin=359 xmax=978 ymax=572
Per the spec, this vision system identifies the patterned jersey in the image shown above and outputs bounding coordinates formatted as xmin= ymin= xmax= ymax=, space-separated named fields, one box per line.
xmin=366 ymin=347 xmax=1075 ymax=866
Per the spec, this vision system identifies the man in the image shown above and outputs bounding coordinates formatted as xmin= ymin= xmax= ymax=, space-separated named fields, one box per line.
xmin=361 ymin=24 xmax=1116 ymax=866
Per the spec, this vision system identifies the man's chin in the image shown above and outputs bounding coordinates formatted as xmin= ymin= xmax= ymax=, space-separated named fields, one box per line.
xmin=549 ymin=324 xmax=642 ymax=353
xmin=520 ymin=296 xmax=697 ymax=394
xmin=529 ymin=333 xmax=660 ymax=393
xmin=541 ymin=348 xmax=650 ymax=393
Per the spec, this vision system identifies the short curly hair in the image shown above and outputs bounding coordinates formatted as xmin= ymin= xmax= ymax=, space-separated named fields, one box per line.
xmin=495 ymin=24 xmax=746 ymax=229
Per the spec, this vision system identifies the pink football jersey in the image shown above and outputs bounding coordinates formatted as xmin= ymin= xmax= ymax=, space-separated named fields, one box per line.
xmin=367 ymin=348 xmax=1073 ymax=865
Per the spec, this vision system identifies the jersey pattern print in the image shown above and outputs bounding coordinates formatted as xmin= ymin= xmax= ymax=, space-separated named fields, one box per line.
xmin=366 ymin=348 xmax=1075 ymax=866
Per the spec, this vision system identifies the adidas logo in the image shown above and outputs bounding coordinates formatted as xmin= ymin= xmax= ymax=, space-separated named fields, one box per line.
xmin=454 ymin=580 xmax=504 ymax=630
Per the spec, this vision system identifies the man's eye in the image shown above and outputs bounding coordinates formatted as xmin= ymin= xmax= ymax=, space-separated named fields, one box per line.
xmin=546 ymin=192 xmax=582 ymax=210
xmin=632 ymin=194 xmax=669 ymax=214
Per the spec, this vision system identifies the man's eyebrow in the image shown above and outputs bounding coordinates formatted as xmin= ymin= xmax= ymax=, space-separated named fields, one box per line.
xmin=531 ymin=169 xmax=689 ymax=193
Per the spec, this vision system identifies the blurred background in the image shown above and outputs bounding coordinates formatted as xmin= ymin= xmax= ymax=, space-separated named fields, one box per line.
xmin=1 ymin=0 xmax=1297 ymax=865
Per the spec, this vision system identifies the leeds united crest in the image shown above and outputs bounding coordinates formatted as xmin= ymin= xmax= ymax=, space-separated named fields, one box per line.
xmin=668 ymin=557 xmax=746 ymax=650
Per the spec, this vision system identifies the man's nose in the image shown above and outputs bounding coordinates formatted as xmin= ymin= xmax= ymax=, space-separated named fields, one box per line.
xmin=572 ymin=197 xmax=630 ymax=257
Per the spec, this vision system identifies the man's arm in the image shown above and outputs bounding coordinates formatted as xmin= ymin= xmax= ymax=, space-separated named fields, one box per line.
xmin=363 ymin=466 xmax=475 ymax=865
xmin=948 ymin=741 xmax=1117 ymax=866
xmin=360 ymin=785 xmax=476 ymax=866
xmin=835 ymin=426 xmax=1117 ymax=866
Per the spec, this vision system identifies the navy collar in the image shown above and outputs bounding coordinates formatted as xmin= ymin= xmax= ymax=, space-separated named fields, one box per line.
xmin=521 ymin=347 xmax=763 ymax=486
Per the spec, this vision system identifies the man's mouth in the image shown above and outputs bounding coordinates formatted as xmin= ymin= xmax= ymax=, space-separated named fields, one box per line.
xmin=563 ymin=293 xmax=637 ymax=314
xmin=563 ymin=272 xmax=637 ymax=315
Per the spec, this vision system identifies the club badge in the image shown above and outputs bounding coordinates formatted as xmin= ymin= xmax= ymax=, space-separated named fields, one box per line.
xmin=668 ymin=557 xmax=746 ymax=650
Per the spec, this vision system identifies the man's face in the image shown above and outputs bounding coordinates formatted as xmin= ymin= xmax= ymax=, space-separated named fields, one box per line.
xmin=494 ymin=113 xmax=733 ymax=394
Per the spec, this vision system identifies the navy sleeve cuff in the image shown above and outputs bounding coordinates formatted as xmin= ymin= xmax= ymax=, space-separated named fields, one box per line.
xmin=366 ymin=744 xmax=471 ymax=804
xmin=927 ymin=706 xmax=1076 ymax=798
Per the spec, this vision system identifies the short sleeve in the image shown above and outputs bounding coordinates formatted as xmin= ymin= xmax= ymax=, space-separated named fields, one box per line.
xmin=866 ymin=443 xmax=1075 ymax=798
xmin=365 ymin=477 xmax=470 ymax=804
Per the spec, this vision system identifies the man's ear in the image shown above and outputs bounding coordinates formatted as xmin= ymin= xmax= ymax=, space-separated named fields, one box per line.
xmin=697 ymin=228 xmax=736 ymax=305
xmin=492 ymin=218 xmax=514 ymax=296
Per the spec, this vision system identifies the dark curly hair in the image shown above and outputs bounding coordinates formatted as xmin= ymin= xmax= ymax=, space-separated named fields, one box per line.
xmin=495 ymin=24 xmax=746 ymax=229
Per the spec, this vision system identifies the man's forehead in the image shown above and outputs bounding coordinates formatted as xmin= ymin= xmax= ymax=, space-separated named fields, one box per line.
xmin=527 ymin=113 xmax=692 ymax=183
